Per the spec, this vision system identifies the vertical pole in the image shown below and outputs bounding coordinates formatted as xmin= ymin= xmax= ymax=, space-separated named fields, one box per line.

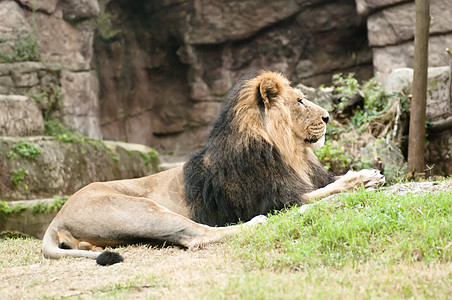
xmin=407 ymin=0 xmax=430 ymax=177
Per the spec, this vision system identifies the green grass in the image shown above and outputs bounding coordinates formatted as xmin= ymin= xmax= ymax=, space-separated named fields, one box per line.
xmin=205 ymin=262 xmax=452 ymax=299
xmin=229 ymin=188 xmax=452 ymax=270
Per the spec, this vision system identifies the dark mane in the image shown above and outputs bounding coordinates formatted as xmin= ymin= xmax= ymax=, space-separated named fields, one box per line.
xmin=183 ymin=72 xmax=333 ymax=226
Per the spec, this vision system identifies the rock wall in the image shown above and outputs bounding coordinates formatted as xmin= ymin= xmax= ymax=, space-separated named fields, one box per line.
xmin=0 ymin=0 xmax=101 ymax=138
xmin=95 ymin=0 xmax=373 ymax=159
xmin=1 ymin=0 xmax=450 ymax=168
xmin=356 ymin=0 xmax=452 ymax=78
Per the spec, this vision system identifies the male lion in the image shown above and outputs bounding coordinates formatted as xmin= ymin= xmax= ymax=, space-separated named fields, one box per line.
xmin=42 ymin=71 xmax=384 ymax=265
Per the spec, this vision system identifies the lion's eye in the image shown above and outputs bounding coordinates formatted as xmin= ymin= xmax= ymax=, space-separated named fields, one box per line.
xmin=298 ymin=98 xmax=304 ymax=105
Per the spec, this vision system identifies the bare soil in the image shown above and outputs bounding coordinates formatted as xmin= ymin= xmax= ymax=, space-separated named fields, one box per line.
xmin=0 ymin=241 xmax=239 ymax=299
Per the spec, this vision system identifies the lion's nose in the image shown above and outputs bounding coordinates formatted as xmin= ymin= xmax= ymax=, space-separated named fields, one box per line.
xmin=322 ymin=115 xmax=329 ymax=124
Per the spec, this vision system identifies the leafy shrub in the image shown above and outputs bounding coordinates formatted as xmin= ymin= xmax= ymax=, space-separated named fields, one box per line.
xmin=7 ymin=140 xmax=41 ymax=161
xmin=0 ymin=31 xmax=40 ymax=63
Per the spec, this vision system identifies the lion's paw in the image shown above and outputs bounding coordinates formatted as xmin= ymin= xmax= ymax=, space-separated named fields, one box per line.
xmin=298 ymin=204 xmax=312 ymax=215
xmin=338 ymin=169 xmax=385 ymax=191
xmin=245 ymin=215 xmax=268 ymax=226
xmin=357 ymin=169 xmax=386 ymax=188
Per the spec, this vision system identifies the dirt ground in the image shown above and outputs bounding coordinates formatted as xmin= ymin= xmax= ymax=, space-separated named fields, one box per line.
xmin=0 ymin=241 xmax=239 ymax=299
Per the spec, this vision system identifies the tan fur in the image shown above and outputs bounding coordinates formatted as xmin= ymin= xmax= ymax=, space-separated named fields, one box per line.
xmin=42 ymin=71 xmax=384 ymax=262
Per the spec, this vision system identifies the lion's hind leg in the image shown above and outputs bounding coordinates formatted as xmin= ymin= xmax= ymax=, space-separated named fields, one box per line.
xmin=78 ymin=241 xmax=103 ymax=252
xmin=140 ymin=208 xmax=267 ymax=249
xmin=57 ymin=229 xmax=103 ymax=251
xmin=57 ymin=229 xmax=80 ymax=249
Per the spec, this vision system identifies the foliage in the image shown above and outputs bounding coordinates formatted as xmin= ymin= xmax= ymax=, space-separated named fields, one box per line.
xmin=10 ymin=167 xmax=29 ymax=193
xmin=0 ymin=31 xmax=40 ymax=63
xmin=7 ymin=140 xmax=41 ymax=161
xmin=96 ymin=11 xmax=122 ymax=42
xmin=27 ymin=84 xmax=64 ymax=121
xmin=229 ymin=188 xmax=452 ymax=270
xmin=332 ymin=73 xmax=360 ymax=96
xmin=332 ymin=73 xmax=398 ymax=129
xmin=44 ymin=119 xmax=106 ymax=149
xmin=28 ymin=196 xmax=69 ymax=214
xmin=44 ymin=119 xmax=71 ymax=137
xmin=0 ymin=196 xmax=69 ymax=215
xmin=140 ymin=150 xmax=159 ymax=165
xmin=315 ymin=140 xmax=372 ymax=173
xmin=0 ymin=201 xmax=27 ymax=214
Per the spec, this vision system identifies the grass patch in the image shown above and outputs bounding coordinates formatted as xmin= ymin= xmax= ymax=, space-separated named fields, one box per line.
xmin=229 ymin=188 xmax=452 ymax=270
xmin=205 ymin=263 xmax=452 ymax=299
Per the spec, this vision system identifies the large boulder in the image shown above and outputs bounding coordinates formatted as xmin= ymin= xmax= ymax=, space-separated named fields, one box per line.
xmin=60 ymin=70 xmax=102 ymax=138
xmin=367 ymin=0 xmax=452 ymax=46
xmin=361 ymin=0 xmax=452 ymax=78
xmin=0 ymin=95 xmax=44 ymax=136
xmin=0 ymin=62 xmax=59 ymax=95
xmin=25 ymin=11 xmax=96 ymax=71
xmin=384 ymin=66 xmax=451 ymax=121
xmin=60 ymin=0 xmax=100 ymax=22
xmin=0 ymin=1 xmax=33 ymax=58
xmin=185 ymin=0 xmax=300 ymax=44
xmin=15 ymin=0 xmax=59 ymax=14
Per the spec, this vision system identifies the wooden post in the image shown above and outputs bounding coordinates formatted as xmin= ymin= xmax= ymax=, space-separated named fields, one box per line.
xmin=407 ymin=0 xmax=430 ymax=177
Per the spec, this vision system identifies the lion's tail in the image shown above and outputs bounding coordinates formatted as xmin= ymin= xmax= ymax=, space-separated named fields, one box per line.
xmin=41 ymin=227 xmax=123 ymax=266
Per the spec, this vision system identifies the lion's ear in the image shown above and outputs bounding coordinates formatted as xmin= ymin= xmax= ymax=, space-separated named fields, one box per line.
xmin=258 ymin=77 xmax=281 ymax=107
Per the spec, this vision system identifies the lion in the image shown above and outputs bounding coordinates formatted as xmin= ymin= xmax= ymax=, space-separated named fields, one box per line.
xmin=42 ymin=70 xmax=384 ymax=265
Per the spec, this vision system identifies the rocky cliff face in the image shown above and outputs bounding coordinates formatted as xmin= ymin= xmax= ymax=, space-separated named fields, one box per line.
xmin=356 ymin=0 xmax=452 ymax=79
xmin=1 ymin=0 xmax=450 ymax=164
xmin=95 ymin=0 xmax=373 ymax=159
xmin=0 ymin=0 xmax=101 ymax=138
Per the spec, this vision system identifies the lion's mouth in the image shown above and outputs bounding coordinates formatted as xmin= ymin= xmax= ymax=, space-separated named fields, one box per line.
xmin=304 ymin=138 xmax=320 ymax=144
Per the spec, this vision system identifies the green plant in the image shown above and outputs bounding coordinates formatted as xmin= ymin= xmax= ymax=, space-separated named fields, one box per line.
xmin=10 ymin=167 xmax=29 ymax=193
xmin=140 ymin=150 xmax=159 ymax=165
xmin=0 ymin=201 xmax=27 ymax=214
xmin=29 ymin=196 xmax=69 ymax=214
xmin=0 ymin=196 xmax=69 ymax=215
xmin=332 ymin=73 xmax=393 ymax=129
xmin=44 ymin=119 xmax=105 ymax=148
xmin=7 ymin=140 xmax=41 ymax=161
xmin=0 ymin=31 xmax=40 ymax=63
xmin=27 ymin=84 xmax=64 ymax=121
xmin=96 ymin=11 xmax=122 ymax=42
xmin=332 ymin=73 xmax=360 ymax=96
xmin=315 ymin=140 xmax=372 ymax=173
xmin=44 ymin=119 xmax=71 ymax=136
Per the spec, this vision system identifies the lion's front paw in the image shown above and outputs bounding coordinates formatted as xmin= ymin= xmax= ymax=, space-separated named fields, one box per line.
xmin=245 ymin=215 xmax=268 ymax=226
xmin=337 ymin=169 xmax=385 ymax=191
xmin=357 ymin=169 xmax=386 ymax=188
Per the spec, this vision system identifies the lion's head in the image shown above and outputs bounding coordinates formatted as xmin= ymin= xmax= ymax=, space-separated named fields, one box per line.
xmin=184 ymin=70 xmax=334 ymax=226
xmin=233 ymin=71 xmax=330 ymax=181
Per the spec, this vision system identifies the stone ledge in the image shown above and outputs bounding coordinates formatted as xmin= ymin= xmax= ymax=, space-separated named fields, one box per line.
xmin=0 ymin=198 xmax=59 ymax=239
xmin=0 ymin=136 xmax=159 ymax=201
